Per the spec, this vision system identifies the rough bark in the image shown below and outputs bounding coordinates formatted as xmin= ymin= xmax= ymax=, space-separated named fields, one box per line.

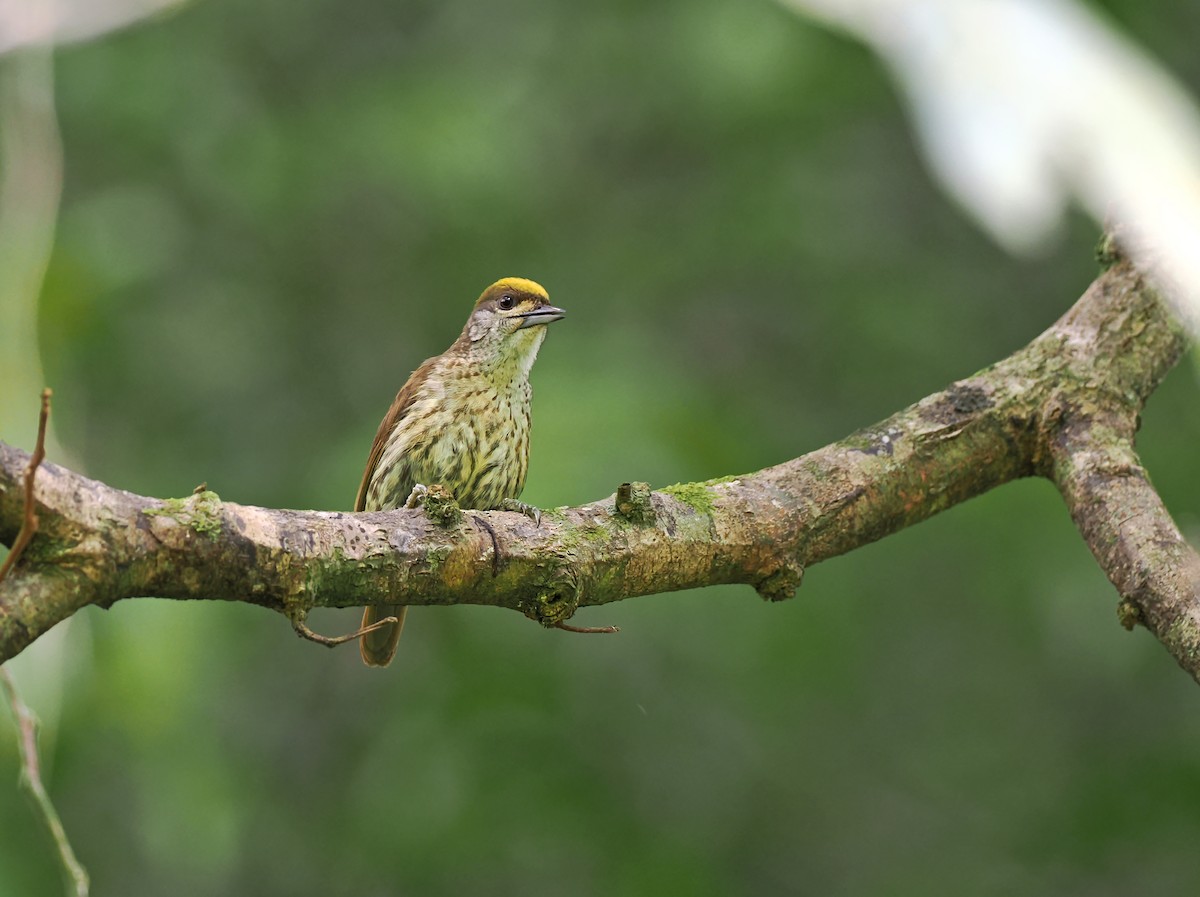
xmin=2 ymin=256 xmax=1197 ymax=680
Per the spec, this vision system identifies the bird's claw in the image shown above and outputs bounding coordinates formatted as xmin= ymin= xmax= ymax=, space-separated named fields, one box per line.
xmin=501 ymin=498 xmax=542 ymax=526
xmin=408 ymin=484 xmax=462 ymax=526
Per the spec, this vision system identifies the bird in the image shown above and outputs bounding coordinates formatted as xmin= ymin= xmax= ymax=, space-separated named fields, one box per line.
xmin=355 ymin=277 xmax=565 ymax=667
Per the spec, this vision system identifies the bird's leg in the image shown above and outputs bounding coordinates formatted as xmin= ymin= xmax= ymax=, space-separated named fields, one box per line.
xmin=404 ymin=484 xmax=430 ymax=508
xmin=501 ymin=497 xmax=542 ymax=526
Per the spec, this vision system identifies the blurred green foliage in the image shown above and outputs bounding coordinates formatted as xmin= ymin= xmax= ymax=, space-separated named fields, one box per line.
xmin=3 ymin=0 xmax=1200 ymax=894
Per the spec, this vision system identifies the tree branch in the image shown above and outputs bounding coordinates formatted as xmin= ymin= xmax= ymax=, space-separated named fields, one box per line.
xmin=1043 ymin=268 xmax=1200 ymax=674
xmin=1 ymin=255 xmax=1196 ymax=680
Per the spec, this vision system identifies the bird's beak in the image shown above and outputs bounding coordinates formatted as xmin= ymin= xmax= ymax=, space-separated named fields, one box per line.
xmin=515 ymin=305 xmax=566 ymax=329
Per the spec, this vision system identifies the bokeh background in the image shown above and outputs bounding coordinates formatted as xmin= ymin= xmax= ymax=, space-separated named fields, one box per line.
xmin=3 ymin=0 xmax=1200 ymax=894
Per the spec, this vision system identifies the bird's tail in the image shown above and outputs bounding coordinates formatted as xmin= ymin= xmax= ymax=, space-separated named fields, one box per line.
xmin=359 ymin=604 xmax=407 ymax=667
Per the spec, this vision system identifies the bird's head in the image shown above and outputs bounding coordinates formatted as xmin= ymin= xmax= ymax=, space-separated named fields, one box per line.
xmin=461 ymin=277 xmax=565 ymax=374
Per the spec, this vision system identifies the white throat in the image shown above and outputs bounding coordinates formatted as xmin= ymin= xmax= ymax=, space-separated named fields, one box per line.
xmin=467 ymin=325 xmax=547 ymax=387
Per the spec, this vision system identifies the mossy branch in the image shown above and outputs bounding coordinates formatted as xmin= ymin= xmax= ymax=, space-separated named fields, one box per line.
xmin=1 ymin=255 xmax=1197 ymax=681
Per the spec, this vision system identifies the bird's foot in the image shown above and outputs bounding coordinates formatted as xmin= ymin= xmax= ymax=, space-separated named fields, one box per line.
xmin=501 ymin=498 xmax=542 ymax=526
xmin=407 ymin=484 xmax=462 ymax=526
xmin=427 ymin=486 xmax=463 ymax=526
xmin=403 ymin=484 xmax=430 ymax=508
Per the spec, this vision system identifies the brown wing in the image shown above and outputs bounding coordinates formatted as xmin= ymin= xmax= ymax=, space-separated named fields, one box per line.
xmin=354 ymin=356 xmax=440 ymax=512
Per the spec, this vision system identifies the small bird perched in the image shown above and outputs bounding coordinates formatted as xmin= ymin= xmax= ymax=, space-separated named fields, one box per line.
xmin=355 ymin=277 xmax=565 ymax=667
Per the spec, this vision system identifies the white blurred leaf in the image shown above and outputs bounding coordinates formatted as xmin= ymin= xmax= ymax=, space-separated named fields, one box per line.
xmin=0 ymin=0 xmax=186 ymax=55
xmin=782 ymin=0 xmax=1200 ymax=331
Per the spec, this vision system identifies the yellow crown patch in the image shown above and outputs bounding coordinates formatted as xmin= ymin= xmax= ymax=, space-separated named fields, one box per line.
xmin=484 ymin=277 xmax=548 ymax=300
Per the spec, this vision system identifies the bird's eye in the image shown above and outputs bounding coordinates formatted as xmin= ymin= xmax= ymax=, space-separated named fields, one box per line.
xmin=498 ymin=295 xmax=516 ymax=310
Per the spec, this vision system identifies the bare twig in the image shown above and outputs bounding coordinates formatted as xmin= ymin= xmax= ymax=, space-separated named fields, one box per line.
xmin=0 ymin=388 xmax=88 ymax=896
xmin=553 ymin=621 xmax=620 ymax=634
xmin=1 ymin=668 xmax=90 ymax=897
xmin=290 ymin=612 xmax=402 ymax=648
xmin=0 ymin=387 xmax=50 ymax=582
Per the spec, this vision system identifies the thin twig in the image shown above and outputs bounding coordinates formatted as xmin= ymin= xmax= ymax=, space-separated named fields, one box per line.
xmin=0 ymin=389 xmax=88 ymax=896
xmin=554 ymin=621 xmax=620 ymax=634
xmin=471 ymin=516 xmax=501 ymax=577
xmin=290 ymin=611 xmax=402 ymax=648
xmin=1 ymin=668 xmax=90 ymax=897
xmin=0 ymin=387 xmax=51 ymax=582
